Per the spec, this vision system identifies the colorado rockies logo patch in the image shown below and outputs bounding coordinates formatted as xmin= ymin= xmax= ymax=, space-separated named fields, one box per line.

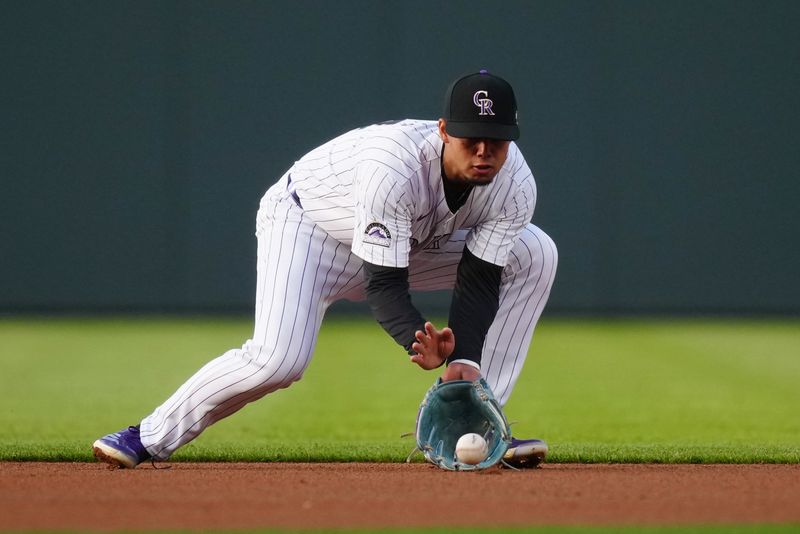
xmin=363 ymin=222 xmax=392 ymax=247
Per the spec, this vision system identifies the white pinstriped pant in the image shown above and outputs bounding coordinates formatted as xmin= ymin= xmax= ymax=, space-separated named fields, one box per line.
xmin=140 ymin=184 xmax=558 ymax=460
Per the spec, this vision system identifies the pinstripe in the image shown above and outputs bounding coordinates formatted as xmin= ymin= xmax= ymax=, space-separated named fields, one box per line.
xmin=391 ymin=190 xmax=409 ymax=267
xmin=488 ymin=227 xmax=557 ymax=403
xmin=287 ymin=229 xmax=330 ymax=383
xmin=483 ymin=230 xmax=537 ymax=393
xmin=503 ymin=234 xmax=557 ymax=396
xmin=335 ymin=260 xmax=365 ymax=300
xmin=351 ymin=147 xmax=419 ymax=172
xmin=303 ymin=213 xmax=353 ymax=224
xmin=472 ymin=180 xmax=514 ymax=261
xmin=279 ymin=223 xmax=326 ymax=379
xmin=404 ymin=127 xmax=438 ymax=153
xmin=472 ymin=185 xmax=501 ymax=227
xmin=495 ymin=235 xmax=556 ymax=401
xmin=293 ymin=180 xmax=352 ymax=194
xmin=327 ymin=244 xmax=358 ymax=300
xmin=358 ymin=135 xmax=424 ymax=162
xmin=299 ymin=233 xmax=334 ymax=346
xmin=320 ymin=240 xmax=344 ymax=303
xmin=339 ymin=158 xmax=417 ymax=181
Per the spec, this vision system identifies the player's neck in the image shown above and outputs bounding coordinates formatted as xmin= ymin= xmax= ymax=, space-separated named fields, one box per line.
xmin=441 ymin=155 xmax=473 ymax=213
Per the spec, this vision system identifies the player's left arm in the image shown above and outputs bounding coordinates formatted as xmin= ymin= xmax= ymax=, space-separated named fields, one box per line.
xmin=444 ymin=247 xmax=504 ymax=371
xmin=447 ymin=169 xmax=537 ymax=373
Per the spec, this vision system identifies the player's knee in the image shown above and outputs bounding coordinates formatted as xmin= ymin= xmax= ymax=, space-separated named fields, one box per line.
xmin=240 ymin=341 xmax=310 ymax=389
xmin=511 ymin=225 xmax=558 ymax=276
xmin=256 ymin=359 xmax=306 ymax=391
xmin=537 ymin=229 xmax=558 ymax=272
xmin=275 ymin=369 xmax=305 ymax=390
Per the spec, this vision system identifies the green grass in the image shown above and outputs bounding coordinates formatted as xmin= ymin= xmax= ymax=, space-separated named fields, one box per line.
xmin=0 ymin=316 xmax=798 ymax=463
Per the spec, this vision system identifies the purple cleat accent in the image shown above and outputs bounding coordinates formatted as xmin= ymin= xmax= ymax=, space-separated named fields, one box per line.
xmin=92 ymin=425 xmax=151 ymax=468
xmin=503 ymin=437 xmax=548 ymax=468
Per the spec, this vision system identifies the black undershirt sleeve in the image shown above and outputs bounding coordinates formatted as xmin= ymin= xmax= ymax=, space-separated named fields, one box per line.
xmin=363 ymin=261 xmax=426 ymax=354
xmin=446 ymin=247 xmax=503 ymax=367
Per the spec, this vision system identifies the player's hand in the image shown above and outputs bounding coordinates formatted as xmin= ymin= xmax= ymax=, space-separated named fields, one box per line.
xmin=409 ymin=321 xmax=455 ymax=370
xmin=441 ymin=362 xmax=481 ymax=382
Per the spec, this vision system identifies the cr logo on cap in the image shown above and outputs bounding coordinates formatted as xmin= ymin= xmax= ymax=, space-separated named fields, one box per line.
xmin=473 ymin=90 xmax=495 ymax=116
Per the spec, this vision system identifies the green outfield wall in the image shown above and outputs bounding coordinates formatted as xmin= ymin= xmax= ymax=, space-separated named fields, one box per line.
xmin=2 ymin=1 xmax=798 ymax=314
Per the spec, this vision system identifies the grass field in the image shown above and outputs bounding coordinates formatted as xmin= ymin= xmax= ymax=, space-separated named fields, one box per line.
xmin=0 ymin=316 xmax=798 ymax=464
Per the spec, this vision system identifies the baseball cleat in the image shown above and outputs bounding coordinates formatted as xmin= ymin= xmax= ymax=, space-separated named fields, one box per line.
xmin=92 ymin=425 xmax=151 ymax=468
xmin=502 ymin=437 xmax=548 ymax=468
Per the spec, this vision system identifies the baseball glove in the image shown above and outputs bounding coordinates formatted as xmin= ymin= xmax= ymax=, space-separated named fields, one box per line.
xmin=414 ymin=378 xmax=512 ymax=471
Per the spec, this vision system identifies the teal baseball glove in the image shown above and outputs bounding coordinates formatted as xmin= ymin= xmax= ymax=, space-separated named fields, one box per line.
xmin=414 ymin=378 xmax=512 ymax=471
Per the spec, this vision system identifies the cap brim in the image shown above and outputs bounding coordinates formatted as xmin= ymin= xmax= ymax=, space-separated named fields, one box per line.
xmin=445 ymin=121 xmax=519 ymax=141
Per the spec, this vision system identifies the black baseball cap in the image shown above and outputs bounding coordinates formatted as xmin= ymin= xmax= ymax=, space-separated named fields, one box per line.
xmin=442 ymin=69 xmax=519 ymax=141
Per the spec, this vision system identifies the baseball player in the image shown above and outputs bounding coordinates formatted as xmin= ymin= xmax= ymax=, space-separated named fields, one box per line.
xmin=93 ymin=70 xmax=558 ymax=469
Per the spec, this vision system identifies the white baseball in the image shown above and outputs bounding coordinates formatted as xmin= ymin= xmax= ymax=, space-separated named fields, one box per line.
xmin=455 ymin=433 xmax=488 ymax=465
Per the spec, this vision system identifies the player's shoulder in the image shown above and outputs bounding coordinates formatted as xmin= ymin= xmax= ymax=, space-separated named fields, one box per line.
xmin=502 ymin=142 xmax=534 ymax=183
xmin=365 ymin=119 xmax=438 ymax=137
xmin=359 ymin=119 xmax=440 ymax=154
xmin=351 ymin=119 xmax=441 ymax=174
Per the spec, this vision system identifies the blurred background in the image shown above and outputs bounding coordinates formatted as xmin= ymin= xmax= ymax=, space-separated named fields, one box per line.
xmin=2 ymin=1 xmax=798 ymax=316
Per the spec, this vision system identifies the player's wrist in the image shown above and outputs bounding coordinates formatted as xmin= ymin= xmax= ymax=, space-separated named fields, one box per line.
xmin=447 ymin=359 xmax=481 ymax=371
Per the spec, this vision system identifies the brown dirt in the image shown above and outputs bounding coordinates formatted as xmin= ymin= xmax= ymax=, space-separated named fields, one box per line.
xmin=1 ymin=462 xmax=798 ymax=531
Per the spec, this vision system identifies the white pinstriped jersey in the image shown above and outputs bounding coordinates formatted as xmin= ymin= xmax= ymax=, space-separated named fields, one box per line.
xmin=138 ymin=120 xmax=558 ymax=460
xmin=286 ymin=119 xmax=537 ymax=268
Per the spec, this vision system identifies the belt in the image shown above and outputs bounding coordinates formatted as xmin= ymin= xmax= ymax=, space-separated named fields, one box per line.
xmin=287 ymin=174 xmax=302 ymax=208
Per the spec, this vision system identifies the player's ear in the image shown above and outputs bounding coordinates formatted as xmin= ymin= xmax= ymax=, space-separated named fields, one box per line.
xmin=438 ymin=119 xmax=450 ymax=143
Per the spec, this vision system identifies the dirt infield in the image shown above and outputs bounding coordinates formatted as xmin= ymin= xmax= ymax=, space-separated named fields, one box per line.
xmin=1 ymin=462 xmax=798 ymax=531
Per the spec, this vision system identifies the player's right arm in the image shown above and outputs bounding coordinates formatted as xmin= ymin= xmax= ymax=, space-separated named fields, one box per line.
xmin=362 ymin=263 xmax=455 ymax=368
xmin=362 ymin=261 xmax=424 ymax=353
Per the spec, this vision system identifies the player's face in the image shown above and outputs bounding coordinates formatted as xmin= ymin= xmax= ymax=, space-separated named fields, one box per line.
xmin=438 ymin=119 xmax=510 ymax=185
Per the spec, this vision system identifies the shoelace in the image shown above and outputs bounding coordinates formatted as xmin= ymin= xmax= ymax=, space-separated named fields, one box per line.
xmin=150 ymin=459 xmax=171 ymax=470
